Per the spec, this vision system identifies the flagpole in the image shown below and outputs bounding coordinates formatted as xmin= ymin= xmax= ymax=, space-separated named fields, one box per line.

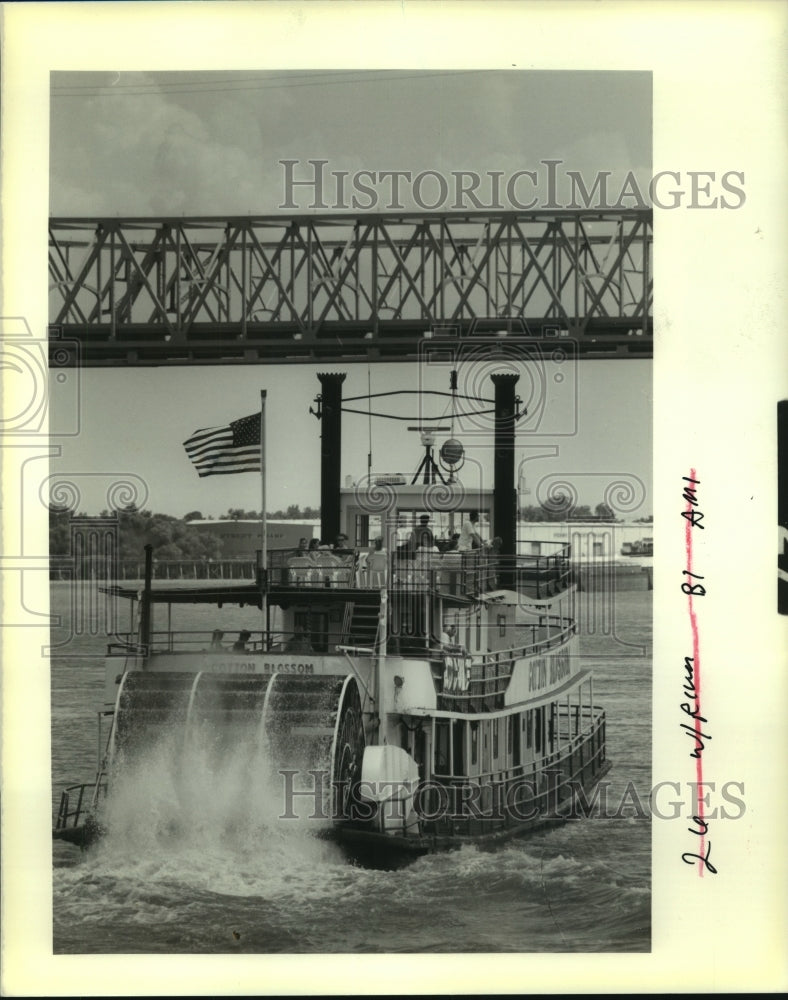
xmin=260 ymin=390 xmax=267 ymax=646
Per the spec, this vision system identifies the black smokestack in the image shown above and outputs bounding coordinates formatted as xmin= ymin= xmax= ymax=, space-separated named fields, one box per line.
xmin=318 ymin=373 xmax=346 ymax=544
xmin=491 ymin=373 xmax=519 ymax=588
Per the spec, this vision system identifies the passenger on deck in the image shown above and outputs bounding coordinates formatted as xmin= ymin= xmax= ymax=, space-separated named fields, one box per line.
xmin=409 ymin=514 xmax=434 ymax=552
xmin=446 ymin=533 xmax=460 ymax=551
xmin=287 ymin=538 xmax=313 ymax=584
xmin=210 ymin=629 xmax=225 ymax=650
xmin=306 ymin=538 xmax=323 ymax=569
xmin=440 ymin=622 xmax=457 ymax=647
xmin=458 ymin=510 xmax=482 ymax=551
xmin=486 ymin=536 xmax=503 ymax=589
xmin=286 ymin=625 xmax=313 ymax=653
xmin=366 ymin=537 xmax=388 ymax=587
xmin=232 ymin=629 xmax=252 ymax=652
xmin=333 ymin=533 xmax=353 ymax=555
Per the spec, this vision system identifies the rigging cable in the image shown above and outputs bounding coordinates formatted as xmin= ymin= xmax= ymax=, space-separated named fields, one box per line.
xmin=341 ymin=406 xmax=497 ymax=422
xmin=343 ymin=389 xmax=494 ymax=404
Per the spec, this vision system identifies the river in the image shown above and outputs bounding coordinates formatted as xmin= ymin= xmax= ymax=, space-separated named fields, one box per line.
xmin=51 ymin=583 xmax=651 ymax=954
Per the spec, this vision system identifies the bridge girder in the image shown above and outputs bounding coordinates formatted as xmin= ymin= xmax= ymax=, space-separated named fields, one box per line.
xmin=48 ymin=211 xmax=652 ymax=365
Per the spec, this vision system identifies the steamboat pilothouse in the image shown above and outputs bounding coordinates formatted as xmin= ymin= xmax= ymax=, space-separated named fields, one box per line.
xmin=54 ymin=371 xmax=610 ymax=865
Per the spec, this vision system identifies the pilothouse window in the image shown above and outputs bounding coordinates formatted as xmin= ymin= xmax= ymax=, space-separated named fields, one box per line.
xmin=452 ymin=720 xmax=465 ymax=776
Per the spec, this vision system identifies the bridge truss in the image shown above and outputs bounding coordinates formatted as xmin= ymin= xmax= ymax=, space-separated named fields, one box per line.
xmin=48 ymin=210 xmax=652 ymax=365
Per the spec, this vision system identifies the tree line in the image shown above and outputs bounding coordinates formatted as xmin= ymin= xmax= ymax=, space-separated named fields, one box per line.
xmin=184 ymin=505 xmax=321 ymax=521
xmin=51 ymin=501 xmax=651 ymax=567
xmin=50 ymin=505 xmax=321 ymax=566
xmin=50 ymin=508 xmax=224 ymax=563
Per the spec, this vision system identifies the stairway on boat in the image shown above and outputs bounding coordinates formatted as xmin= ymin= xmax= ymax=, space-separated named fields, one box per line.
xmin=344 ymin=597 xmax=381 ymax=650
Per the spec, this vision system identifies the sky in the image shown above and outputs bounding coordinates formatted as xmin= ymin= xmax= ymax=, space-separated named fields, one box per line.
xmin=49 ymin=359 xmax=652 ymax=518
xmin=50 ymin=70 xmax=652 ymax=216
xmin=48 ymin=69 xmax=652 ymax=518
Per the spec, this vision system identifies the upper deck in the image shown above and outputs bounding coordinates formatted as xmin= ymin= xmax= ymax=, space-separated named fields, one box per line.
xmin=267 ymin=545 xmax=572 ymax=602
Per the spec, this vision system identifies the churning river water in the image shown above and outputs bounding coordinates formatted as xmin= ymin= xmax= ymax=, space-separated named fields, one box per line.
xmin=50 ymin=584 xmax=651 ymax=954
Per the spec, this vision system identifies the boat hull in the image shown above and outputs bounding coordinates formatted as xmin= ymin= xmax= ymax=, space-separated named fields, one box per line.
xmin=320 ymin=758 xmax=613 ymax=869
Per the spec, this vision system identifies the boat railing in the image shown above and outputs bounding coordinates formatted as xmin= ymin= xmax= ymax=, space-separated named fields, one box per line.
xmin=108 ymin=628 xmax=357 ymax=656
xmin=554 ymin=703 xmax=601 ymax=743
xmin=54 ymin=776 xmax=107 ymax=833
xmin=267 ymin=544 xmax=572 ymax=599
xmin=106 ymin=640 xmax=148 ymax=656
xmin=268 ymin=550 xmax=357 ymax=588
xmin=392 ymin=549 xmax=572 ymax=599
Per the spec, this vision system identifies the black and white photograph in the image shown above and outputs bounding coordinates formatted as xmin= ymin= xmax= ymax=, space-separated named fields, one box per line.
xmin=2 ymin=1 xmax=786 ymax=994
xmin=46 ymin=66 xmax=653 ymax=955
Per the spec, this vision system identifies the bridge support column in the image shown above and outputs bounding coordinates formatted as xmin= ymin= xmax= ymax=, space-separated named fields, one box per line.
xmin=318 ymin=373 xmax=346 ymax=545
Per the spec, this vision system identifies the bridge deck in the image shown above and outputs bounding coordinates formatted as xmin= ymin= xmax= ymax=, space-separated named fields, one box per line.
xmin=49 ymin=210 xmax=652 ymax=365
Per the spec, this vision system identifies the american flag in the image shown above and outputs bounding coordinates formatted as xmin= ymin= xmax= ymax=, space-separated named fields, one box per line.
xmin=183 ymin=412 xmax=261 ymax=477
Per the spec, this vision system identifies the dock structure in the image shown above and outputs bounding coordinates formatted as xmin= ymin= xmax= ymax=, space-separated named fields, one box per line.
xmin=49 ymin=210 xmax=652 ymax=366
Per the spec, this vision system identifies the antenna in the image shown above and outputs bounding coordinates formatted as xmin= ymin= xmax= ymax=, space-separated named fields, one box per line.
xmin=434 ymin=369 xmax=467 ymax=483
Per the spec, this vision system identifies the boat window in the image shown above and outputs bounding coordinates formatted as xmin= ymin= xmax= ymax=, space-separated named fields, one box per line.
xmin=511 ymin=713 xmax=521 ymax=766
xmin=452 ymin=720 xmax=465 ymax=777
xmin=311 ymin=611 xmax=329 ymax=653
xmin=534 ymin=708 xmax=543 ymax=756
xmin=492 ymin=718 xmax=499 ymax=760
xmin=498 ymin=614 xmax=506 ymax=638
xmin=470 ymin=722 xmax=478 ymax=767
xmin=476 ymin=613 xmax=481 ymax=651
xmin=524 ymin=710 xmax=532 ymax=749
xmin=355 ymin=514 xmax=370 ymax=548
xmin=434 ymin=720 xmax=450 ymax=775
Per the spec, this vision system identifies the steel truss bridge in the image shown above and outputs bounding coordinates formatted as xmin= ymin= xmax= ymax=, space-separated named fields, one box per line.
xmin=49 ymin=210 xmax=652 ymax=366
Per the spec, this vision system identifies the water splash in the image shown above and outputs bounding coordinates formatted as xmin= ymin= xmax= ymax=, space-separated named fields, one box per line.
xmin=86 ymin=713 xmax=348 ymax=896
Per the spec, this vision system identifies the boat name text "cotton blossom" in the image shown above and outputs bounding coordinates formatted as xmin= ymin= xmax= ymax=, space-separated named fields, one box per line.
xmin=527 ymin=650 xmax=571 ymax=693
xmin=212 ymin=660 xmax=315 ymax=674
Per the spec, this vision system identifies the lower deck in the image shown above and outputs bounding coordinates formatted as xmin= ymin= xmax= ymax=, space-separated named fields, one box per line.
xmin=337 ymin=703 xmax=609 ymax=855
